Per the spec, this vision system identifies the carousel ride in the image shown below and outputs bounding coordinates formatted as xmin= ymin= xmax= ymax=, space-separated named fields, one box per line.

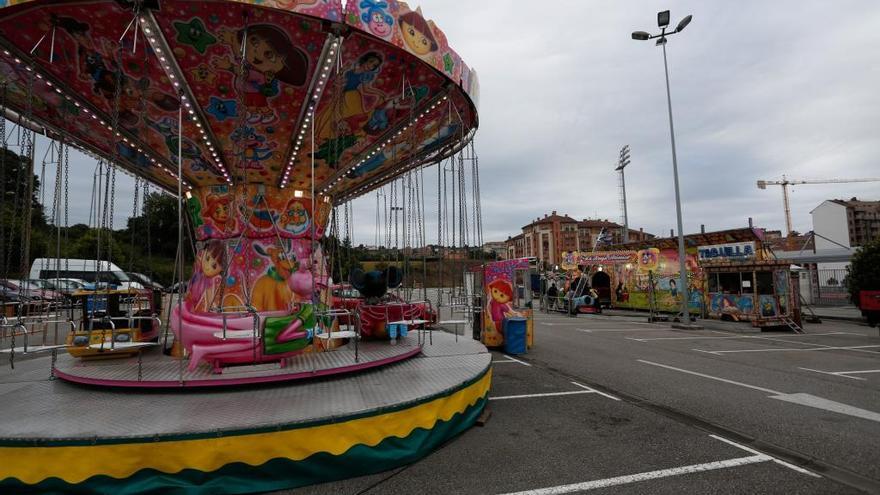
xmin=0 ymin=0 xmax=488 ymax=492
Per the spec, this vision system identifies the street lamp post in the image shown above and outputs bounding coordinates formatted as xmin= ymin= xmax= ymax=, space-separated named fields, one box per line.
xmin=633 ymin=11 xmax=694 ymax=324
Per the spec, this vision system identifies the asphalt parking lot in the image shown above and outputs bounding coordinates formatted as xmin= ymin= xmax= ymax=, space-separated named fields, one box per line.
xmin=280 ymin=311 xmax=879 ymax=494
xmin=2 ymin=308 xmax=877 ymax=494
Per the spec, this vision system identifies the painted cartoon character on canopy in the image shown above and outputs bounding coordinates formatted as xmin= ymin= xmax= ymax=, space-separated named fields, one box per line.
xmin=215 ymin=24 xmax=308 ymax=124
xmin=316 ymin=51 xmax=385 ymax=141
xmin=188 ymin=240 xmax=226 ymax=312
xmin=399 ymin=10 xmax=438 ymax=58
xmin=360 ymin=0 xmax=394 ymax=39
xmin=147 ymin=117 xmax=217 ymax=175
xmin=231 ymin=125 xmax=275 ymax=169
xmin=55 ymin=16 xmax=178 ymax=127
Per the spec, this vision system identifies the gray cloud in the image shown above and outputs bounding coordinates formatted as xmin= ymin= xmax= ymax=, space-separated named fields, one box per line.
xmin=29 ymin=0 xmax=880 ymax=247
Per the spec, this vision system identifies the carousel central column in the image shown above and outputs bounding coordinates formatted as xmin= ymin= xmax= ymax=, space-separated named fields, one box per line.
xmin=171 ymin=184 xmax=331 ymax=367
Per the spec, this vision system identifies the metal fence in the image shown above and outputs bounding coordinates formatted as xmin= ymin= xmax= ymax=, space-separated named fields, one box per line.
xmin=802 ymin=268 xmax=852 ymax=306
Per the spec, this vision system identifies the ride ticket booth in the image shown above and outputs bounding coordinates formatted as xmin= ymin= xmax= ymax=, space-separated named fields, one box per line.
xmin=481 ymin=258 xmax=534 ymax=352
xmin=703 ymin=259 xmax=801 ymax=328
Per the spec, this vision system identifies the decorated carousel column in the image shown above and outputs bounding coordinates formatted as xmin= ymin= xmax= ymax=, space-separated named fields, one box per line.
xmin=171 ymin=184 xmax=331 ymax=371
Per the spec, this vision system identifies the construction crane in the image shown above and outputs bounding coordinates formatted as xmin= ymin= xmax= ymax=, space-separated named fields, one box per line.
xmin=756 ymin=176 xmax=880 ymax=236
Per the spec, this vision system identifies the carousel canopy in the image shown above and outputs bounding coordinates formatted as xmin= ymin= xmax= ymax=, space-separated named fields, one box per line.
xmin=0 ymin=0 xmax=479 ymax=202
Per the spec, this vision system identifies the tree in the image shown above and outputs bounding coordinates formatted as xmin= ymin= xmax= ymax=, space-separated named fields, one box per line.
xmin=846 ymin=237 xmax=880 ymax=307
xmin=0 ymin=147 xmax=46 ymax=278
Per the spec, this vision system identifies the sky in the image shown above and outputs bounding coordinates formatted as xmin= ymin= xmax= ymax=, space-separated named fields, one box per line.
xmin=30 ymin=0 xmax=880 ymax=245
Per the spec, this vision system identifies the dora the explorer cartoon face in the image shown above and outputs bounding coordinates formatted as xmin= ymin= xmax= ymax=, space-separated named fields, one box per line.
xmin=247 ymin=34 xmax=286 ymax=78
xmin=490 ymin=285 xmax=511 ymax=304
xmin=399 ymin=12 xmax=438 ymax=57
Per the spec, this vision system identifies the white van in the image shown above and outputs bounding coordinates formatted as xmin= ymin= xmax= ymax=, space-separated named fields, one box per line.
xmin=29 ymin=259 xmax=145 ymax=290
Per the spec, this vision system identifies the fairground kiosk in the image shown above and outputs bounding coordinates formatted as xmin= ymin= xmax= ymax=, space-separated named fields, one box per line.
xmin=561 ymin=228 xmax=802 ymax=328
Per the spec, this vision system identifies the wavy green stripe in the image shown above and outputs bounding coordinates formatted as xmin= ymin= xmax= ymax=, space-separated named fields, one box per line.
xmin=0 ymin=396 xmax=487 ymax=495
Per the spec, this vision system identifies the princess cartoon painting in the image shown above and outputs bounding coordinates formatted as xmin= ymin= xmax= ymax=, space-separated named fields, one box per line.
xmin=484 ymin=279 xmax=519 ymax=347
xmin=188 ymin=241 xmax=227 ymax=313
xmin=315 ymin=51 xmax=385 ymax=142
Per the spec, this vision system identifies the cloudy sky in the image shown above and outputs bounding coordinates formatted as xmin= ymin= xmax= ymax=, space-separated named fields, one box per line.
xmin=34 ymin=0 xmax=880 ymax=245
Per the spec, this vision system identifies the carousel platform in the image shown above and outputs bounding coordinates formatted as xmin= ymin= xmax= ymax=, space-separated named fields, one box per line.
xmin=0 ymin=331 xmax=491 ymax=494
xmin=53 ymin=335 xmax=425 ymax=389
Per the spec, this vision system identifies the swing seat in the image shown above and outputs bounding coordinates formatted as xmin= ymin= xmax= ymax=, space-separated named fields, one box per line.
xmin=0 ymin=344 xmax=67 ymax=355
xmin=315 ymin=330 xmax=357 ymax=340
xmin=87 ymin=342 xmax=157 ymax=351
xmin=212 ymin=329 xmax=260 ymax=340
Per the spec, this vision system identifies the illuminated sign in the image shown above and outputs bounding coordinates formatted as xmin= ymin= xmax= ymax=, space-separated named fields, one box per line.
xmin=698 ymin=242 xmax=756 ymax=261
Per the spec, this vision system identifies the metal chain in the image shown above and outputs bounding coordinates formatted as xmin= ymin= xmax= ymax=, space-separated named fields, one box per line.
xmin=128 ymin=175 xmax=141 ymax=274
xmin=143 ymin=180 xmax=151 ymax=278
xmin=63 ymin=144 xmax=69 ymax=273
xmin=0 ymin=84 xmax=7 ymax=280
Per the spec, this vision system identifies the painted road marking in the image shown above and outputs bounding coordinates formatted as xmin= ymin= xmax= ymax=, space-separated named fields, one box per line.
xmin=769 ymin=393 xmax=880 ymax=423
xmin=637 ymin=360 xmax=783 ymax=394
xmin=693 ymin=345 xmax=880 ymax=355
xmin=492 ymin=355 xmax=532 ymax=367
xmin=709 ymin=435 xmax=819 ymax=477
xmin=491 ymin=383 xmax=619 ymax=402
xmin=629 ymin=332 xmax=854 ymax=342
xmin=490 ymin=390 xmax=594 ymax=401
xmin=498 ymin=450 xmax=785 ymax=494
xmin=797 ymin=367 xmax=880 ymax=381
xmin=570 ymin=381 xmax=621 ymax=401
xmin=639 ymin=360 xmax=880 ymax=423
xmin=577 ymin=328 xmax=662 ymax=334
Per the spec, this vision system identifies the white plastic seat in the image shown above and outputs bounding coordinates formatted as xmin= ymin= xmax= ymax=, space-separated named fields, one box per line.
xmin=87 ymin=342 xmax=157 ymax=350
xmin=0 ymin=344 xmax=67 ymax=354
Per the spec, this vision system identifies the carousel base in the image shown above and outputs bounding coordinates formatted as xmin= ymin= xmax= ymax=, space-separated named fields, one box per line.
xmin=0 ymin=331 xmax=491 ymax=495
xmin=53 ymin=336 xmax=425 ymax=389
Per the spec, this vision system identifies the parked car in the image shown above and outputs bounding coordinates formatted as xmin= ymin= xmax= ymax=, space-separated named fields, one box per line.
xmin=29 ymin=259 xmax=144 ymax=290
xmin=127 ymin=272 xmax=164 ymax=291
xmin=166 ymin=282 xmax=188 ymax=294
xmin=41 ymin=278 xmax=87 ymax=297
xmin=0 ymin=279 xmax=62 ymax=302
xmin=22 ymin=279 xmax=66 ymax=301
xmin=1 ymin=285 xmax=36 ymax=303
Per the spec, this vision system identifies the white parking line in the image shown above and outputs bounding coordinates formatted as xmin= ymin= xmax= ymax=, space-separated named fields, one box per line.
xmin=709 ymin=435 xmax=819 ymax=477
xmin=694 ymin=345 xmax=880 ymax=355
xmin=493 ymin=355 xmax=531 ymax=367
xmin=798 ymin=367 xmax=877 ymax=381
xmin=570 ymin=381 xmax=621 ymax=401
xmin=639 ymin=360 xmax=880 ymax=423
xmin=578 ymin=328 xmax=662 ymax=333
xmin=497 ymin=433 xmax=820 ymax=494
xmin=637 ymin=360 xmax=783 ymax=394
xmin=629 ymin=332 xmax=854 ymax=342
xmin=497 ymin=455 xmax=770 ymax=494
xmin=490 ymin=390 xmax=594 ymax=401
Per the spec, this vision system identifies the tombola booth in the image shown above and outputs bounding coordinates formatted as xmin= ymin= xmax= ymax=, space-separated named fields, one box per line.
xmin=560 ymin=228 xmax=801 ymax=327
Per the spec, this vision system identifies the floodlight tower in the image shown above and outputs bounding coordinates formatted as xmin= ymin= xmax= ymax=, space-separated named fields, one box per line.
xmin=616 ymin=145 xmax=631 ymax=243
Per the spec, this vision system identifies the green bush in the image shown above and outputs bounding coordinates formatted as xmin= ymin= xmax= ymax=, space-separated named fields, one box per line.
xmin=846 ymin=237 xmax=880 ymax=306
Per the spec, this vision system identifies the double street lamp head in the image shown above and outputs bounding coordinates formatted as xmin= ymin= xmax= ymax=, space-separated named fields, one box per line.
xmin=631 ymin=11 xmax=693 ymax=41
